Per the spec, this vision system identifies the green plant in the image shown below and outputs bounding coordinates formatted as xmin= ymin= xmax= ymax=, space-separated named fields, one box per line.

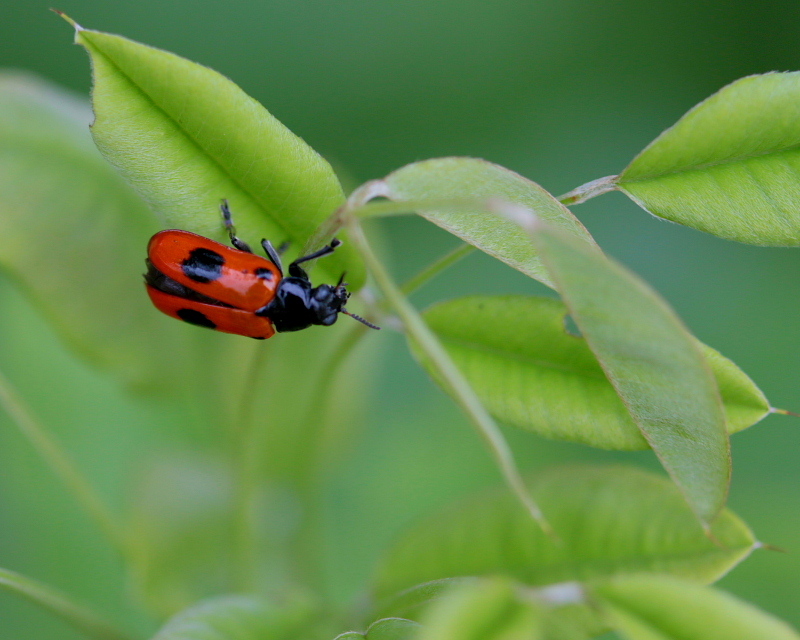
xmin=0 ymin=13 xmax=797 ymax=639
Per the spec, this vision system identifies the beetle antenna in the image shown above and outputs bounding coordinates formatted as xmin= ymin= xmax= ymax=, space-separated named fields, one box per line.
xmin=342 ymin=309 xmax=380 ymax=330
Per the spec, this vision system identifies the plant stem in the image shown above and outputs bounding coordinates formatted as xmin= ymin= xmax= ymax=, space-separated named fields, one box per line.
xmin=345 ymin=219 xmax=552 ymax=535
xmin=557 ymin=175 xmax=618 ymax=206
xmin=400 ymin=243 xmax=475 ymax=296
xmin=232 ymin=343 xmax=271 ymax=592
xmin=0 ymin=566 xmax=134 ymax=640
xmin=0 ymin=369 xmax=129 ymax=558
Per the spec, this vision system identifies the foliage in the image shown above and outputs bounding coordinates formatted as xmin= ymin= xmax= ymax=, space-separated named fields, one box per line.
xmin=0 ymin=13 xmax=797 ymax=640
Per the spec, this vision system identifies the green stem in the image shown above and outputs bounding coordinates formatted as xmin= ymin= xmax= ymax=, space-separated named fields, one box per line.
xmin=0 ymin=370 xmax=129 ymax=558
xmin=0 ymin=566 xmax=134 ymax=640
xmin=232 ymin=343 xmax=272 ymax=592
xmin=345 ymin=220 xmax=552 ymax=535
xmin=557 ymin=175 xmax=618 ymax=206
xmin=401 ymin=243 xmax=475 ymax=296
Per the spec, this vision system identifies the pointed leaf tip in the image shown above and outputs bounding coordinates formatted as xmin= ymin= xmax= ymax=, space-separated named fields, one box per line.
xmin=50 ymin=9 xmax=82 ymax=31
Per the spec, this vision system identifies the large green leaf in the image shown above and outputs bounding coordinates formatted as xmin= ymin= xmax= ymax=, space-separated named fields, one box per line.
xmin=618 ymin=72 xmax=800 ymax=245
xmin=594 ymin=575 xmax=800 ymax=640
xmin=374 ymin=466 xmax=754 ymax=602
xmin=0 ymin=72 xmax=195 ymax=389
xmin=524 ymin=220 xmax=729 ymax=525
xmin=151 ymin=596 xmax=312 ymax=640
xmin=69 ymin=19 xmax=363 ymax=288
xmin=381 ymin=157 xmax=595 ymax=288
xmin=422 ymin=295 xmax=768 ymax=450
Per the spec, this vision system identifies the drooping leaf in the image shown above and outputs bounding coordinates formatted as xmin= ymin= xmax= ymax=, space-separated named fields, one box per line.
xmin=374 ymin=466 xmax=754 ymax=602
xmin=421 ymin=295 xmax=768 ymax=450
xmin=0 ymin=71 xmax=195 ymax=389
xmin=380 ymin=157 xmax=595 ymax=288
xmin=416 ymin=577 xmax=543 ymax=640
xmin=524 ymin=220 xmax=729 ymax=525
xmin=151 ymin=595 xmax=312 ymax=640
xmin=69 ymin=19 xmax=363 ymax=288
xmin=618 ymin=72 xmax=800 ymax=245
xmin=594 ymin=574 xmax=800 ymax=640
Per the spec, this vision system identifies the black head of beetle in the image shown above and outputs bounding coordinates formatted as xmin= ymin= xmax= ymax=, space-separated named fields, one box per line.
xmin=220 ymin=200 xmax=378 ymax=333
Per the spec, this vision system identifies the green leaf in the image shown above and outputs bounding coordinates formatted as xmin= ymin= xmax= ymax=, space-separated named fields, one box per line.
xmin=335 ymin=619 xmax=422 ymax=640
xmin=379 ymin=579 xmax=474 ymax=620
xmin=594 ymin=575 xmax=800 ymax=640
xmin=374 ymin=465 xmax=755 ymax=602
xmin=416 ymin=577 xmax=543 ymax=640
xmin=71 ymin=21 xmax=363 ymax=288
xmin=618 ymin=72 xmax=800 ymax=245
xmin=421 ymin=295 xmax=768 ymax=450
xmin=0 ymin=71 xmax=194 ymax=389
xmin=523 ymin=219 xmax=730 ymax=525
xmin=151 ymin=595 xmax=312 ymax=640
xmin=381 ymin=157 xmax=595 ymax=288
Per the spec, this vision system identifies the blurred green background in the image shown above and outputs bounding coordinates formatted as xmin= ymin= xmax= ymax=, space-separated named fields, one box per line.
xmin=1 ymin=1 xmax=799 ymax=638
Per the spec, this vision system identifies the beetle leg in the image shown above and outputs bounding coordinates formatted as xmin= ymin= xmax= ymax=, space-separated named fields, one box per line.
xmin=220 ymin=199 xmax=253 ymax=253
xmin=260 ymin=239 xmax=284 ymax=276
xmin=288 ymin=239 xmax=342 ymax=278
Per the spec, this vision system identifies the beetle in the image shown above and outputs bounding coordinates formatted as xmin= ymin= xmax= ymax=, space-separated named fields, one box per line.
xmin=144 ymin=200 xmax=378 ymax=339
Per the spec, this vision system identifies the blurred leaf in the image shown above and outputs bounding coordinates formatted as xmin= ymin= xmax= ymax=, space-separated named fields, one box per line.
xmin=129 ymin=456 xmax=238 ymax=618
xmin=374 ymin=466 xmax=755 ymax=601
xmin=594 ymin=574 xmax=800 ymax=640
xmin=335 ymin=618 xmax=421 ymax=640
xmin=72 ymin=22 xmax=364 ymax=288
xmin=421 ymin=295 xmax=768 ymax=450
xmin=0 ymin=71 xmax=196 ymax=390
xmin=527 ymin=221 xmax=729 ymax=525
xmin=416 ymin=577 xmax=543 ymax=640
xmin=618 ymin=72 xmax=800 ymax=246
xmin=151 ymin=595 xmax=312 ymax=640
xmin=379 ymin=579 xmax=474 ymax=620
xmin=382 ymin=157 xmax=594 ymax=288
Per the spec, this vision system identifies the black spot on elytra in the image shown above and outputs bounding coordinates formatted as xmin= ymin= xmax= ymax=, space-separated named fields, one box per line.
xmin=255 ymin=267 xmax=274 ymax=280
xmin=182 ymin=248 xmax=224 ymax=283
xmin=177 ymin=308 xmax=217 ymax=329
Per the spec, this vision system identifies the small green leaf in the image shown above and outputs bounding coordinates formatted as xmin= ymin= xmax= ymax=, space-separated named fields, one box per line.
xmin=0 ymin=72 xmax=193 ymax=389
xmin=416 ymin=577 xmax=543 ymax=640
xmin=382 ymin=157 xmax=595 ymax=288
xmin=151 ymin=595 xmax=311 ymax=640
xmin=335 ymin=618 xmax=422 ymax=640
xmin=594 ymin=575 xmax=800 ymax=640
xmin=374 ymin=466 xmax=754 ymax=602
xmin=379 ymin=579 xmax=474 ymax=620
xmin=524 ymin=219 xmax=730 ymax=525
xmin=618 ymin=72 xmax=800 ymax=245
xmin=71 ymin=21 xmax=363 ymax=287
xmin=421 ymin=295 xmax=768 ymax=450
